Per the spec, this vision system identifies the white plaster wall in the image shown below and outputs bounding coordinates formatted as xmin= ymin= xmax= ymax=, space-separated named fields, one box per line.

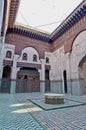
xmin=45 ymin=52 xmax=51 ymax=65
xmin=18 ymin=47 xmax=40 ymax=64
xmin=70 ymin=30 xmax=86 ymax=79
xmin=66 ymin=30 xmax=86 ymax=95
xmin=50 ymin=30 xmax=86 ymax=95
xmin=50 ymin=46 xmax=65 ymax=81
xmin=1 ymin=44 xmax=15 ymax=60
xmin=50 ymin=30 xmax=86 ymax=82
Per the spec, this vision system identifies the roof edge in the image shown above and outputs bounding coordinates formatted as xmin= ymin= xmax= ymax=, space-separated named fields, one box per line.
xmin=50 ymin=0 xmax=86 ymax=41
xmin=6 ymin=26 xmax=52 ymax=43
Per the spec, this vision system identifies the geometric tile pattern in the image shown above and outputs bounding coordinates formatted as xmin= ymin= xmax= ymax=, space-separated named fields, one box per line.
xmin=33 ymin=105 xmax=86 ymax=130
xmin=0 ymin=93 xmax=86 ymax=130
xmin=0 ymin=94 xmax=45 ymax=130
xmin=15 ymin=93 xmax=86 ymax=130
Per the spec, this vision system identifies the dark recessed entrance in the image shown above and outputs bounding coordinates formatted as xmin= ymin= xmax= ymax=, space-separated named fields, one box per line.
xmin=63 ymin=70 xmax=67 ymax=93
xmin=45 ymin=69 xmax=50 ymax=92
xmin=16 ymin=67 xmax=40 ymax=93
xmin=79 ymin=55 xmax=86 ymax=95
xmin=0 ymin=66 xmax=11 ymax=93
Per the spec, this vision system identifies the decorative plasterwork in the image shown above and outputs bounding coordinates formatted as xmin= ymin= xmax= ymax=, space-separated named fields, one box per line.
xmin=6 ymin=0 xmax=86 ymax=43
xmin=8 ymin=0 xmax=21 ymax=28
xmin=7 ymin=26 xmax=51 ymax=43
xmin=51 ymin=1 xmax=86 ymax=41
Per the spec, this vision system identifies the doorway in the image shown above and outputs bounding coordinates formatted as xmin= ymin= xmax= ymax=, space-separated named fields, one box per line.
xmin=79 ymin=55 xmax=86 ymax=94
xmin=0 ymin=66 xmax=11 ymax=93
xmin=16 ymin=67 xmax=40 ymax=92
xmin=63 ymin=70 xmax=67 ymax=93
xmin=45 ymin=69 xmax=50 ymax=92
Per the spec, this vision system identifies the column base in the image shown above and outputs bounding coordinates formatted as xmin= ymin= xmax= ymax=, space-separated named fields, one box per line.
xmin=40 ymin=81 xmax=45 ymax=93
xmin=10 ymin=80 xmax=16 ymax=94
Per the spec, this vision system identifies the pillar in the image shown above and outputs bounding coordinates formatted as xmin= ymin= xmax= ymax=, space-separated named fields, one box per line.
xmin=40 ymin=59 xmax=45 ymax=93
xmin=0 ymin=0 xmax=5 ymax=56
xmin=66 ymin=53 xmax=72 ymax=94
xmin=10 ymin=55 xmax=19 ymax=94
xmin=0 ymin=0 xmax=4 ymax=36
xmin=0 ymin=66 xmax=3 ymax=88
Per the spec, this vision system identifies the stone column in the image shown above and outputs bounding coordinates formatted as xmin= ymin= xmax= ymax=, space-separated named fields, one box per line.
xmin=0 ymin=0 xmax=5 ymax=55
xmin=0 ymin=0 xmax=4 ymax=35
xmin=10 ymin=55 xmax=19 ymax=94
xmin=0 ymin=41 xmax=4 ymax=88
xmin=59 ymin=50 xmax=65 ymax=94
xmin=66 ymin=53 xmax=72 ymax=94
xmin=40 ymin=59 xmax=45 ymax=93
xmin=0 ymin=66 xmax=3 ymax=88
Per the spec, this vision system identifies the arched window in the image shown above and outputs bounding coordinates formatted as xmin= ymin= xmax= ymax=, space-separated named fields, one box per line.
xmin=46 ymin=57 xmax=49 ymax=63
xmin=6 ymin=51 xmax=12 ymax=58
xmin=33 ymin=54 xmax=37 ymax=62
xmin=22 ymin=53 xmax=27 ymax=60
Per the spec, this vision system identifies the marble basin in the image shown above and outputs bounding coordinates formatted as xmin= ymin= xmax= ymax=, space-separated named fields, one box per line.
xmin=44 ymin=93 xmax=64 ymax=104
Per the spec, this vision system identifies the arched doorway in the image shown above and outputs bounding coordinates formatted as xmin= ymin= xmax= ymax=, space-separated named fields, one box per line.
xmin=63 ymin=70 xmax=67 ymax=93
xmin=2 ymin=66 xmax=11 ymax=78
xmin=45 ymin=69 xmax=50 ymax=92
xmin=16 ymin=67 xmax=40 ymax=93
xmin=79 ymin=55 xmax=86 ymax=95
xmin=0 ymin=66 xmax=11 ymax=93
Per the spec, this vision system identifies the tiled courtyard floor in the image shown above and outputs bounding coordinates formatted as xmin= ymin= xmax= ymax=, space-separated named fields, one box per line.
xmin=0 ymin=93 xmax=86 ymax=130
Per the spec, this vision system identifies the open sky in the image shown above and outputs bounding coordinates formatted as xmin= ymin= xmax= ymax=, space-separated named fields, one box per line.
xmin=16 ymin=0 xmax=83 ymax=33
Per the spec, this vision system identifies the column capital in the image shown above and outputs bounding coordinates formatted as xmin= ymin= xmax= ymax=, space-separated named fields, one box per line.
xmin=14 ymin=54 xmax=20 ymax=61
xmin=66 ymin=52 xmax=71 ymax=58
xmin=40 ymin=59 xmax=45 ymax=64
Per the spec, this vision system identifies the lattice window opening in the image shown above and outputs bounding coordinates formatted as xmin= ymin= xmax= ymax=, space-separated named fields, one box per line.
xmin=22 ymin=53 xmax=28 ymax=61
xmin=6 ymin=51 xmax=12 ymax=58
xmin=33 ymin=54 xmax=37 ymax=62
xmin=46 ymin=57 xmax=49 ymax=63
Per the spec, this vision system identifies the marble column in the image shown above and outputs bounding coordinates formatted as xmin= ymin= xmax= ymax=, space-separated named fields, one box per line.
xmin=66 ymin=53 xmax=72 ymax=94
xmin=10 ymin=55 xmax=19 ymax=94
xmin=0 ymin=0 xmax=4 ymax=35
xmin=40 ymin=59 xmax=45 ymax=93
xmin=0 ymin=66 xmax=3 ymax=88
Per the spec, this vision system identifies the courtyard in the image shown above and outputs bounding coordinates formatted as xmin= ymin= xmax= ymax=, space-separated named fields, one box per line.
xmin=0 ymin=93 xmax=86 ymax=130
xmin=0 ymin=1 xmax=86 ymax=129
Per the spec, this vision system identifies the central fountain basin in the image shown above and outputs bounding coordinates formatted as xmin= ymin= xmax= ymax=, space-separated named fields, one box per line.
xmin=44 ymin=93 xmax=64 ymax=104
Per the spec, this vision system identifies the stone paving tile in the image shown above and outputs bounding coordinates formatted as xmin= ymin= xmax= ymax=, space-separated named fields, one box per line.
xmin=32 ymin=105 xmax=86 ymax=130
xmin=0 ymin=94 xmax=45 ymax=130
xmin=65 ymin=94 xmax=86 ymax=103
xmin=15 ymin=93 xmax=86 ymax=130
xmin=1 ymin=93 xmax=86 ymax=130
xmin=29 ymin=98 xmax=84 ymax=110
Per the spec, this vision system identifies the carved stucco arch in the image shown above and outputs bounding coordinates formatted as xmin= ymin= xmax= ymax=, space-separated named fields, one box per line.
xmin=70 ymin=30 xmax=86 ymax=68
xmin=19 ymin=47 xmax=40 ymax=62
xmin=70 ymin=29 xmax=86 ymax=53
